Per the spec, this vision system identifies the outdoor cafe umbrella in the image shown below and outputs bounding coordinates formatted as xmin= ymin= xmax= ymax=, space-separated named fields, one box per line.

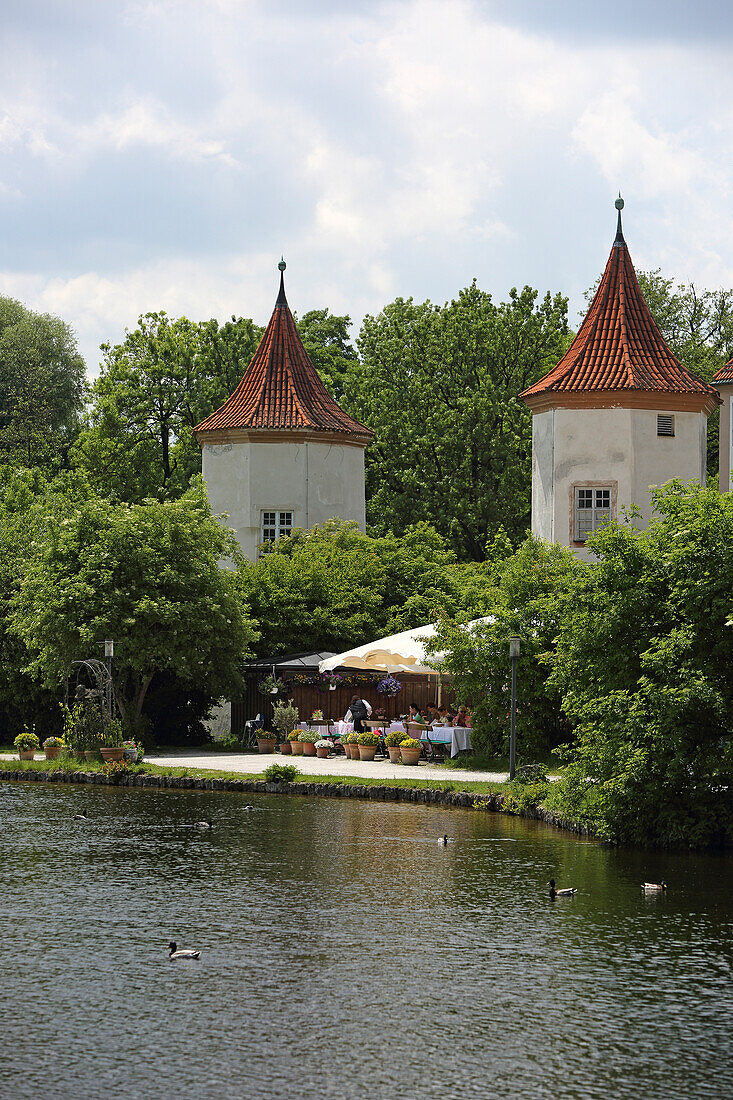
xmin=319 ymin=618 xmax=491 ymax=681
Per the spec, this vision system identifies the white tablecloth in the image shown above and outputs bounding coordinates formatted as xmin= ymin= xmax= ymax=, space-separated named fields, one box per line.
xmin=331 ymin=720 xmax=354 ymax=739
xmin=419 ymin=726 xmax=472 ymax=758
xmin=297 ymin=723 xmax=331 ymax=736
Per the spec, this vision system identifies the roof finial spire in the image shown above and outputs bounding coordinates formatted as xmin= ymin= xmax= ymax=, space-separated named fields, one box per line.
xmin=276 ymin=256 xmax=287 ymax=306
xmin=614 ymin=193 xmax=625 ymax=245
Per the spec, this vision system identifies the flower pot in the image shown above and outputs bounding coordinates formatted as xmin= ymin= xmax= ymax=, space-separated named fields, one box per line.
xmin=358 ymin=744 xmax=376 ymax=761
xmin=100 ymin=746 xmax=124 ymax=762
xmin=399 ymin=747 xmax=422 ymax=766
xmin=291 ymin=741 xmax=304 ymax=755
xmin=257 ymin=738 xmax=276 ymax=754
xmin=44 ymin=746 xmax=63 ymax=760
xmin=123 ymin=746 xmax=138 ymax=762
xmin=316 ymin=746 xmax=330 ymax=759
xmin=345 ymin=743 xmax=355 ymax=759
xmin=83 ymin=750 xmax=98 ymax=762
xmin=302 ymin=742 xmax=317 ymax=756
xmin=18 ymin=750 xmax=36 ymax=760
xmin=279 ymin=741 xmax=292 ymax=754
xmin=387 ymin=746 xmax=402 ymax=763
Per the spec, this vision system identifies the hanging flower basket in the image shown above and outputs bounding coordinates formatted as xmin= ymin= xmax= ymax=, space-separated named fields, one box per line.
xmin=376 ymin=676 xmax=402 ymax=698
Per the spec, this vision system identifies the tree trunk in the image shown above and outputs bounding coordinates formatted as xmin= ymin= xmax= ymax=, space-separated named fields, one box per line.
xmin=134 ymin=671 xmax=156 ymax=720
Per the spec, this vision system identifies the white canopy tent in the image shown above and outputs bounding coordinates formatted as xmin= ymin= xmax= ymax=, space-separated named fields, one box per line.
xmin=319 ymin=624 xmax=442 ymax=677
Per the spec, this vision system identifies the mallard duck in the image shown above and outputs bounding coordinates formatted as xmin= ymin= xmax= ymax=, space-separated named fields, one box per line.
xmin=438 ymin=834 xmax=449 ymax=846
xmin=642 ymin=881 xmax=667 ymax=892
xmin=168 ymin=941 xmax=201 ymax=960
xmin=195 ymin=820 xmax=213 ymax=829
xmin=548 ymin=878 xmax=576 ymax=898
xmin=73 ymin=809 xmax=88 ymax=821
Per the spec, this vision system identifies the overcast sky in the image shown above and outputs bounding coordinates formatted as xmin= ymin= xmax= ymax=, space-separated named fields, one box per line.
xmin=2 ymin=0 xmax=733 ymax=373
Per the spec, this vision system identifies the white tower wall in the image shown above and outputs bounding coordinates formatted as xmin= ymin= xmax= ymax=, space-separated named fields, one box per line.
xmin=202 ymin=436 xmax=367 ymax=562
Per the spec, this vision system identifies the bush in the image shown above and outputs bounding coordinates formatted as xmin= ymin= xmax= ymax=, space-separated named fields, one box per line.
xmin=384 ymin=730 xmax=406 ymax=747
xmin=508 ymin=777 xmax=550 ymax=812
xmin=287 ymin=730 xmax=300 ymax=742
xmin=356 ymin=731 xmax=379 ymax=745
xmin=42 ymin=736 xmax=65 ymax=748
xmin=264 ymin=763 xmax=300 ymax=783
xmin=298 ymin=729 xmax=319 ymax=743
xmin=346 ymin=732 xmax=360 ymax=743
xmin=273 ymin=702 xmax=299 ymax=739
xmin=399 ymin=737 xmax=421 ymax=750
xmin=14 ymin=730 xmax=40 ymax=751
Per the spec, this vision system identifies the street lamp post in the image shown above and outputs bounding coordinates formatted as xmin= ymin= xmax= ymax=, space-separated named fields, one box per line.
xmin=509 ymin=636 xmax=520 ymax=781
xmin=104 ymin=639 xmax=114 ymax=720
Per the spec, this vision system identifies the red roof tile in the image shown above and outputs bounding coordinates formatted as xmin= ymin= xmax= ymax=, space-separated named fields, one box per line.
xmin=194 ymin=267 xmax=373 ymax=442
xmin=713 ymin=356 xmax=733 ymax=385
xmin=520 ymin=211 xmax=719 ymax=409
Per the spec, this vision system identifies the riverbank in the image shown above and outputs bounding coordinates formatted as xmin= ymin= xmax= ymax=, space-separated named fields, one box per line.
xmin=0 ymin=756 xmax=594 ymax=838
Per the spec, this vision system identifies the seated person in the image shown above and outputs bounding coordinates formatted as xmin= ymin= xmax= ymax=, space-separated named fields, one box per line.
xmin=425 ymin=706 xmax=440 ymax=725
xmin=407 ymin=703 xmax=424 ymax=724
xmin=436 ymin=706 xmax=453 ymax=725
xmin=454 ymin=705 xmax=470 ymax=728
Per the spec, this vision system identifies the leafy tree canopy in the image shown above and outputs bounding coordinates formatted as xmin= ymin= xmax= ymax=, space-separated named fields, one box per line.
xmin=240 ymin=519 xmax=495 ymax=658
xmin=548 ymin=482 xmax=733 ymax=848
xmin=346 ymin=281 xmax=570 ymax=560
xmin=0 ymin=296 xmax=86 ymax=470
xmin=10 ymin=476 xmax=258 ymax=729
xmin=296 ymin=308 xmax=358 ymax=400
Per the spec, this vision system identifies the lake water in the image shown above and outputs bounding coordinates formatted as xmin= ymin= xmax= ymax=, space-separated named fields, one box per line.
xmin=1 ymin=782 xmax=731 ymax=1100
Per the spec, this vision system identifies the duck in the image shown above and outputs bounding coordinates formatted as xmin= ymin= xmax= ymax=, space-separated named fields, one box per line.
xmin=168 ymin=941 xmax=201 ymax=960
xmin=73 ymin=809 xmax=88 ymax=821
xmin=195 ymin=820 xmax=213 ymax=829
xmin=438 ymin=834 xmax=449 ymax=846
xmin=642 ymin=881 xmax=667 ymax=892
xmin=548 ymin=878 xmax=576 ymax=898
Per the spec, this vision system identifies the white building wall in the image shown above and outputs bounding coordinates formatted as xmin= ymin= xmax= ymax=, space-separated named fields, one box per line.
xmin=532 ymin=405 xmax=708 ymax=560
xmin=202 ymin=437 xmax=366 ymax=562
xmin=717 ymin=384 xmax=733 ymax=493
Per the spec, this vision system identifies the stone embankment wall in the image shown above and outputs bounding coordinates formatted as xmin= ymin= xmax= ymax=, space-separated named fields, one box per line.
xmin=0 ymin=767 xmax=596 ymax=838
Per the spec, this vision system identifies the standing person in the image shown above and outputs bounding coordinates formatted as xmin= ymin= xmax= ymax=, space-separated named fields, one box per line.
xmin=345 ymin=693 xmax=372 ymax=733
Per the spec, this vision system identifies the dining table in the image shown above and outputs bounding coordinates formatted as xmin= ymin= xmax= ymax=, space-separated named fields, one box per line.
xmin=419 ymin=726 xmax=472 ymax=758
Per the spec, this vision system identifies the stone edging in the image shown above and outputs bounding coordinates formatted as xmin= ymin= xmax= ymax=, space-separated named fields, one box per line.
xmin=0 ymin=767 xmax=596 ymax=838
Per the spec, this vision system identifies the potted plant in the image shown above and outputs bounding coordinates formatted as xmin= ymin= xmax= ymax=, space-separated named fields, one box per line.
xmin=315 ymin=738 xmax=333 ymax=759
xmin=399 ymin=736 xmax=422 ymax=766
xmin=279 ymin=732 xmax=294 ymax=755
xmin=384 ymin=729 xmax=405 ymax=763
xmin=100 ymin=719 xmax=125 ymax=762
xmin=356 ymin=730 xmax=379 ymax=761
xmin=258 ymin=674 xmax=288 ymax=697
xmin=123 ymin=740 xmax=139 ymax=762
xmin=346 ymin=731 xmax=360 ymax=759
xmin=310 ymin=709 xmax=324 ymax=723
xmin=43 ymin=736 xmax=66 ymax=760
xmin=14 ymin=730 xmax=40 ymax=760
xmin=256 ymin=730 xmax=277 ymax=754
xmin=298 ymin=729 xmax=319 ymax=756
xmin=273 ymin=702 xmax=299 ymax=754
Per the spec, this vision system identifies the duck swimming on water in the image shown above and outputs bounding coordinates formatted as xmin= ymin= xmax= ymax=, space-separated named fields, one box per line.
xmin=438 ymin=835 xmax=449 ymax=846
xmin=548 ymin=879 xmax=576 ymax=898
xmin=73 ymin=809 xmax=88 ymax=821
xmin=168 ymin=941 xmax=201 ymax=960
xmin=195 ymin=820 xmax=213 ymax=829
xmin=642 ymin=881 xmax=667 ymax=892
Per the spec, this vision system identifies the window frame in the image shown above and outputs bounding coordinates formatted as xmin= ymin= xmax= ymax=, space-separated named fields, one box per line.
xmin=260 ymin=510 xmax=294 ymax=547
xmin=569 ymin=481 xmax=617 ymax=546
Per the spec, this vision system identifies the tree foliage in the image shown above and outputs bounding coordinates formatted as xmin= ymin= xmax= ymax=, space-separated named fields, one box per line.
xmin=0 ymin=296 xmax=86 ymax=470
xmin=296 ymin=309 xmax=358 ymax=400
xmin=347 ymin=282 xmax=570 ymax=559
xmin=548 ymin=482 xmax=733 ymax=848
xmin=240 ymin=519 xmax=494 ymax=658
xmin=10 ymin=477 xmax=257 ymax=729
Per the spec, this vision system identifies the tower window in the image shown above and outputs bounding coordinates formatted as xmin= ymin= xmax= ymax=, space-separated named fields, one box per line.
xmin=657 ymin=414 xmax=675 ymax=436
xmin=261 ymin=511 xmax=293 ymax=544
xmin=574 ymin=486 xmax=612 ymax=542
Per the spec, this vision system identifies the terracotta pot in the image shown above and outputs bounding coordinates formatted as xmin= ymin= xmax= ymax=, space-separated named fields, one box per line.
xmin=83 ymin=750 xmax=98 ymax=762
xmin=44 ymin=745 xmax=64 ymax=760
xmin=291 ymin=741 xmax=304 ymax=755
xmin=18 ymin=750 xmax=36 ymax=760
xmin=387 ymin=746 xmax=402 ymax=763
xmin=345 ymin=743 xmax=356 ymax=759
xmin=316 ymin=746 xmax=330 ymax=758
xmin=358 ymin=744 xmax=377 ymax=761
xmin=302 ymin=742 xmax=317 ymax=756
xmin=257 ymin=738 xmax=276 ymax=754
xmin=100 ymin=746 xmax=124 ymax=762
xmin=400 ymin=747 xmax=422 ymax=766
xmin=279 ymin=741 xmax=292 ymax=754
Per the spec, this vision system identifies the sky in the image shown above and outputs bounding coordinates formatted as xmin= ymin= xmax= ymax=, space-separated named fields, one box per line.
xmin=2 ymin=0 xmax=733 ymax=374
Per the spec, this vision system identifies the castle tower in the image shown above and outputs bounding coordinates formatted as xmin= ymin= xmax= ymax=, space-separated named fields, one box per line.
xmin=519 ymin=199 xmax=720 ymax=559
xmin=713 ymin=356 xmax=733 ymax=492
xmin=194 ymin=261 xmax=373 ymax=560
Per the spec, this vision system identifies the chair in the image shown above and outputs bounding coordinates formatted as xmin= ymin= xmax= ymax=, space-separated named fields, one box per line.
xmin=423 ymin=726 xmax=447 ymax=763
xmin=406 ymin=722 xmax=430 ymax=759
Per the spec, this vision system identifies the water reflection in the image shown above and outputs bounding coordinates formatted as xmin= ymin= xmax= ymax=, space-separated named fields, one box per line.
xmin=1 ymin=783 xmax=731 ymax=1100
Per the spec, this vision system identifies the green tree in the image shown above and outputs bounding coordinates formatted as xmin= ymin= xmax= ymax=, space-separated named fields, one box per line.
xmin=11 ymin=478 xmax=257 ymax=728
xmin=429 ymin=537 xmax=579 ymax=759
xmin=0 ymin=296 xmax=86 ymax=469
xmin=549 ymin=482 xmax=733 ymax=848
xmin=240 ymin=519 xmax=494 ymax=658
xmin=346 ymin=282 xmax=570 ymax=560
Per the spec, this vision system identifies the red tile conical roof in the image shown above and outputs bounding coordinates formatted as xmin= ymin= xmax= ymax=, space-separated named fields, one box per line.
xmin=713 ymin=356 xmax=733 ymax=385
xmin=520 ymin=205 xmax=719 ymax=413
xmin=194 ymin=264 xmax=373 ymax=442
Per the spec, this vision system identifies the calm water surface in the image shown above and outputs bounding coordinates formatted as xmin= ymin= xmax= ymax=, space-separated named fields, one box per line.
xmin=1 ymin=782 xmax=731 ymax=1100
